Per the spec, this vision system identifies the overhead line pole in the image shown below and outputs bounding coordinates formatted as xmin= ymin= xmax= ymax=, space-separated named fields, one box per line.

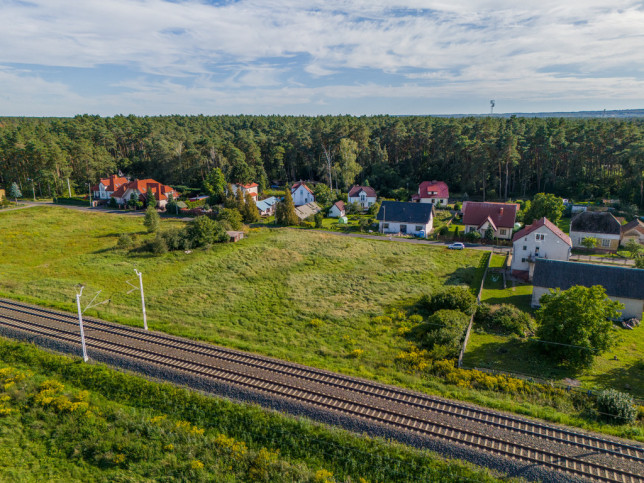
xmin=127 ymin=269 xmax=148 ymax=330
xmin=75 ymin=285 xmax=89 ymax=362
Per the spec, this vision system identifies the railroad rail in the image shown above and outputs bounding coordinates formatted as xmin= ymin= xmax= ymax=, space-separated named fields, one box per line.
xmin=1 ymin=299 xmax=643 ymax=482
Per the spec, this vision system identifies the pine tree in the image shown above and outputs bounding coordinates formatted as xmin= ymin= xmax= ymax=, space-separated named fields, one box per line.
xmin=146 ymin=187 xmax=157 ymax=208
xmin=276 ymin=187 xmax=299 ymax=225
xmin=235 ymin=186 xmax=245 ymax=212
xmin=144 ymin=204 xmax=160 ymax=233
xmin=243 ymin=191 xmax=259 ymax=223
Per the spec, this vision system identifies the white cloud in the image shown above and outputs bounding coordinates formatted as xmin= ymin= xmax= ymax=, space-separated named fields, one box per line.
xmin=0 ymin=0 xmax=643 ymax=114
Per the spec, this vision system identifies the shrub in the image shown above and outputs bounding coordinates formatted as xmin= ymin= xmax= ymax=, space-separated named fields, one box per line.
xmin=161 ymin=229 xmax=190 ymax=251
xmin=144 ymin=205 xmax=160 ymax=233
xmin=596 ymin=389 xmax=637 ymax=424
xmin=108 ymin=197 xmax=118 ymax=209
xmin=475 ymin=303 xmax=535 ymax=337
xmin=217 ymin=208 xmax=243 ymax=230
xmin=411 ymin=309 xmax=470 ymax=356
xmin=150 ymin=233 xmax=168 ymax=255
xmin=465 ymin=230 xmax=481 ymax=242
xmin=420 ymin=286 xmax=477 ymax=315
xmin=116 ymin=233 xmax=134 ymax=250
xmin=186 ymin=216 xmax=228 ymax=247
xmin=438 ymin=226 xmax=449 ymax=236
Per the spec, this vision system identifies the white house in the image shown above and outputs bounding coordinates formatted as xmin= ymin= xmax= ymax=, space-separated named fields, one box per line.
xmin=348 ymin=186 xmax=377 ymax=210
xmin=531 ymin=259 xmax=644 ymax=319
xmin=112 ymin=179 xmax=178 ymax=208
xmin=255 ymin=196 xmax=279 ymax=216
xmin=411 ymin=180 xmax=449 ymax=206
xmin=376 ymin=201 xmax=434 ymax=238
xmin=569 ymin=211 xmax=621 ymax=251
xmin=231 ymin=183 xmax=259 ymax=199
xmin=510 ymin=217 xmax=572 ymax=281
xmin=291 ymin=181 xmax=315 ymax=207
xmin=91 ymin=174 xmax=128 ymax=200
xmin=328 ymin=200 xmax=346 ymax=218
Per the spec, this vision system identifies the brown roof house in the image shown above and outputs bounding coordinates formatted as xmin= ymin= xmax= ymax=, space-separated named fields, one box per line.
xmin=328 ymin=200 xmax=346 ymax=218
xmin=461 ymin=201 xmax=519 ymax=240
xmin=569 ymin=211 xmax=621 ymax=251
xmin=622 ymin=219 xmax=644 ymax=246
xmin=511 ymin=217 xmax=572 ymax=281
xmin=348 ymin=186 xmax=377 ymax=211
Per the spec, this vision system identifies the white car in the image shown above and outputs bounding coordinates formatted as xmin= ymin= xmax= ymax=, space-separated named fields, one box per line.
xmin=448 ymin=242 xmax=465 ymax=250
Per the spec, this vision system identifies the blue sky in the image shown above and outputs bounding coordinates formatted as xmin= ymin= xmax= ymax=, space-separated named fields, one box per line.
xmin=1 ymin=0 xmax=643 ymax=116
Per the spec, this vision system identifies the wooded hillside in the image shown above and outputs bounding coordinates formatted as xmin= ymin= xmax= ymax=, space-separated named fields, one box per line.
xmin=1 ymin=115 xmax=642 ymax=205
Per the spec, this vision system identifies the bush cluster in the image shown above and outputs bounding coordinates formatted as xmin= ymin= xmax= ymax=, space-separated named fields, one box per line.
xmin=411 ymin=309 xmax=471 ymax=358
xmin=596 ymin=389 xmax=637 ymax=424
xmin=419 ymin=286 xmax=477 ymax=316
xmin=475 ymin=303 xmax=535 ymax=337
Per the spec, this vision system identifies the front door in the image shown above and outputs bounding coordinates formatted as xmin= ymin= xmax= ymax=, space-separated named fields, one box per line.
xmin=400 ymin=224 xmax=407 ymax=234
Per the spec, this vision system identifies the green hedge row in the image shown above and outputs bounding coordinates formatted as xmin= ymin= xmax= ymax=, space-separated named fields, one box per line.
xmin=53 ymin=197 xmax=91 ymax=206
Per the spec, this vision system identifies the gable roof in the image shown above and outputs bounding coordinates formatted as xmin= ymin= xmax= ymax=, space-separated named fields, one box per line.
xmin=622 ymin=218 xmax=644 ymax=236
xmin=92 ymin=174 xmax=128 ymax=193
xmin=417 ymin=180 xmax=449 ymax=199
xmin=241 ymin=183 xmax=258 ymax=189
xmin=348 ymin=185 xmax=377 ymax=198
xmin=513 ymin=217 xmax=572 ymax=246
xmin=376 ymin=201 xmax=433 ymax=224
xmin=291 ymin=181 xmax=313 ymax=194
xmin=112 ymin=179 xmax=177 ymax=201
xmin=477 ymin=216 xmax=497 ymax=231
xmin=570 ymin=211 xmax=621 ymax=235
xmin=332 ymin=200 xmax=346 ymax=212
xmin=295 ymin=202 xmax=321 ymax=220
xmin=462 ymin=201 xmax=518 ymax=229
xmin=533 ymin=259 xmax=644 ymax=300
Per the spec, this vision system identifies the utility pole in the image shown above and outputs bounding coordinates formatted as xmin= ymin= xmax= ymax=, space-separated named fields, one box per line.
xmin=67 ymin=178 xmax=72 ymax=198
xmin=74 ymin=285 xmax=110 ymax=362
xmin=127 ymin=269 xmax=148 ymax=330
xmin=75 ymin=285 xmax=89 ymax=362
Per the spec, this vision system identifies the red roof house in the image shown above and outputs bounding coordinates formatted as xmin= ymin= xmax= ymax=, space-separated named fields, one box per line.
xmin=412 ymin=181 xmax=449 ymax=205
xmin=113 ymin=179 xmax=178 ymax=207
xmin=462 ymin=201 xmax=518 ymax=240
xmin=91 ymin=174 xmax=128 ymax=200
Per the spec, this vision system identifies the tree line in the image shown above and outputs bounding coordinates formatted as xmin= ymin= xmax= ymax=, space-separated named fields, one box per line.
xmin=0 ymin=114 xmax=642 ymax=206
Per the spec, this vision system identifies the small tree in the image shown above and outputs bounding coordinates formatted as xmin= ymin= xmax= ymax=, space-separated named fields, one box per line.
xmin=243 ymin=191 xmax=259 ymax=224
xmin=146 ymin=187 xmax=157 ymax=208
xmin=314 ymin=212 xmax=324 ymax=228
xmin=235 ymin=186 xmax=245 ymax=213
xmin=108 ymin=197 xmax=118 ymax=209
xmin=144 ymin=204 xmax=160 ymax=233
xmin=346 ymin=201 xmax=362 ymax=215
xmin=313 ymin=183 xmax=333 ymax=206
xmin=358 ymin=218 xmax=369 ymax=232
xmin=185 ymin=216 xmax=227 ymax=247
xmin=535 ymin=285 xmax=621 ymax=368
xmin=217 ymin=208 xmax=243 ymax=230
xmin=635 ymin=256 xmax=644 ymax=269
xmin=9 ymin=182 xmax=22 ymax=202
xmin=368 ymin=201 xmax=381 ymax=216
xmin=522 ymin=193 xmax=565 ymax=225
xmin=624 ymin=240 xmax=642 ymax=260
xmin=484 ymin=226 xmax=495 ymax=241
xmin=203 ymin=167 xmax=226 ymax=205
xmin=420 ymin=286 xmax=477 ymax=315
xmin=581 ymin=237 xmax=599 ymax=250
xmin=275 ymin=188 xmax=299 ymax=225
xmin=596 ymin=389 xmax=637 ymax=424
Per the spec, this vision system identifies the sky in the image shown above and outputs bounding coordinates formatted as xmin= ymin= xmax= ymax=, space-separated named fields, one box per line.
xmin=0 ymin=0 xmax=643 ymax=116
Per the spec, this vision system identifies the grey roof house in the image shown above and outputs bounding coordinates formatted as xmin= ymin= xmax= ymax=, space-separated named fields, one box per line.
xmin=532 ymin=259 xmax=644 ymax=319
xmin=376 ymin=201 xmax=435 ymax=238
xmin=569 ymin=211 xmax=621 ymax=251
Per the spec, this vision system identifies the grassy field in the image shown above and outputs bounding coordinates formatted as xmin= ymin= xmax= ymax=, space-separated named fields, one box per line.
xmin=465 ymin=272 xmax=644 ymax=399
xmin=0 ymin=206 xmax=481 ymax=384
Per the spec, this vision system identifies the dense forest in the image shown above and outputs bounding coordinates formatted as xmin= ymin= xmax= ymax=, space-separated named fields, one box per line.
xmin=0 ymin=114 xmax=642 ymax=206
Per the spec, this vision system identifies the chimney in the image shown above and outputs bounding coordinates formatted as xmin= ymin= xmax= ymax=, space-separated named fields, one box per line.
xmin=500 ymin=207 xmax=504 ymax=215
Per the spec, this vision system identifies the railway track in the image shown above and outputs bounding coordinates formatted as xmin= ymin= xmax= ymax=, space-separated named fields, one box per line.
xmin=1 ymin=299 xmax=643 ymax=482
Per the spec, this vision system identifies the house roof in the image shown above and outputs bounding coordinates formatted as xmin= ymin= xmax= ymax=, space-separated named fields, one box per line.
xmin=332 ymin=200 xmax=345 ymax=212
xmin=291 ymin=181 xmax=313 ymax=195
xmin=295 ymin=202 xmax=321 ymax=220
xmin=255 ymin=196 xmax=279 ymax=211
xmin=241 ymin=183 xmax=258 ymax=189
xmin=622 ymin=219 xmax=644 ymax=236
xmin=417 ymin=180 xmax=449 ymax=199
xmin=477 ymin=216 xmax=497 ymax=231
xmin=376 ymin=201 xmax=433 ymax=224
xmin=513 ymin=217 xmax=572 ymax=246
xmin=112 ymin=179 xmax=177 ymax=201
xmin=348 ymin=185 xmax=377 ymax=198
xmin=92 ymin=174 xmax=128 ymax=193
xmin=533 ymin=259 xmax=644 ymax=300
xmin=462 ymin=201 xmax=518 ymax=229
xmin=570 ymin=211 xmax=621 ymax=235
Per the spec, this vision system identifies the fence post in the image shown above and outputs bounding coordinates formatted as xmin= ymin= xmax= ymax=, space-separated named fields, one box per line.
xmin=458 ymin=251 xmax=491 ymax=368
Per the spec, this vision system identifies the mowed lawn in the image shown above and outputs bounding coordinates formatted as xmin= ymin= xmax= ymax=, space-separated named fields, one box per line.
xmin=0 ymin=206 xmax=482 ymax=382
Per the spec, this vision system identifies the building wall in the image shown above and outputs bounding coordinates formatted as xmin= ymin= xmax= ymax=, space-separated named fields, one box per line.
xmin=532 ymin=286 xmax=643 ymax=319
xmin=569 ymin=230 xmax=620 ymax=250
xmin=328 ymin=205 xmax=344 ymax=218
xmin=419 ymin=197 xmax=447 ymax=206
xmin=293 ymin=186 xmax=314 ymax=206
xmin=348 ymin=195 xmax=376 ymax=210
xmin=511 ymin=225 xmax=571 ymax=272
xmin=622 ymin=232 xmax=644 ymax=245
xmin=464 ymin=224 xmax=513 ymax=239
xmin=379 ymin=219 xmax=432 ymax=237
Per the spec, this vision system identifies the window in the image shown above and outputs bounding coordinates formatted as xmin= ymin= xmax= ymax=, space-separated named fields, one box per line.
xmin=521 ymin=258 xmax=526 ymax=263
xmin=523 ymin=245 xmax=527 ymax=250
xmin=500 ymin=229 xmax=507 ymax=235
xmin=601 ymin=238 xmax=611 ymax=247
xmin=415 ymin=225 xmax=423 ymax=231
xmin=383 ymin=223 xmax=389 ymax=229
xmin=535 ymin=234 xmax=545 ymax=241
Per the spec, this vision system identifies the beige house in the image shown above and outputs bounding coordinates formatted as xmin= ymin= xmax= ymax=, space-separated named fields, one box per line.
xmin=569 ymin=211 xmax=621 ymax=251
xmin=621 ymin=219 xmax=644 ymax=245
xmin=531 ymin=259 xmax=644 ymax=319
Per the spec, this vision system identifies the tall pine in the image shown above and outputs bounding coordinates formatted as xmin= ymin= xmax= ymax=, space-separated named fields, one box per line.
xmin=243 ymin=191 xmax=259 ymax=223
xmin=276 ymin=186 xmax=299 ymax=225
